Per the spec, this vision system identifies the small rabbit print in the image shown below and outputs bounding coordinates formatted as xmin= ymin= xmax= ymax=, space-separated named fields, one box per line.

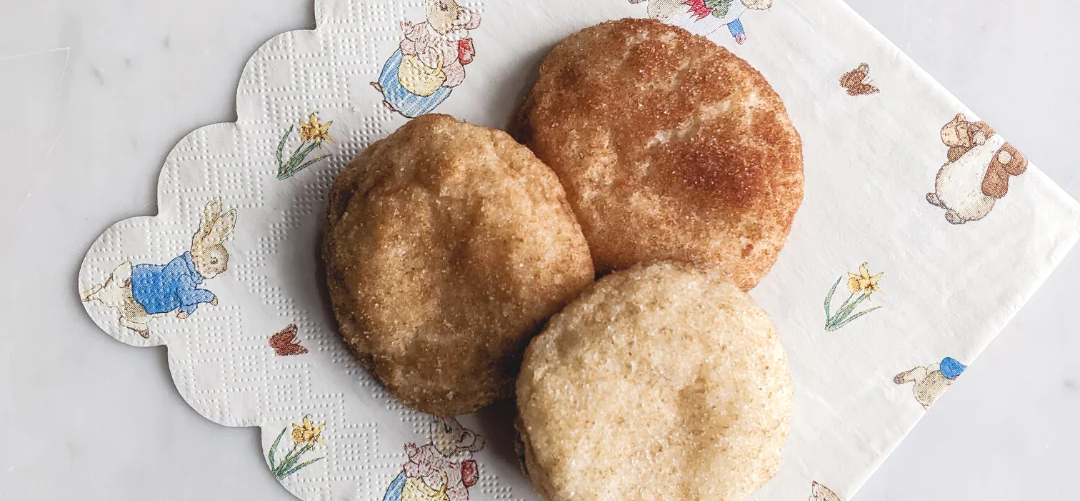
xmin=894 ymin=357 xmax=968 ymax=409
xmin=269 ymin=324 xmax=309 ymax=356
xmin=628 ymin=0 xmax=772 ymax=44
xmin=810 ymin=481 xmax=842 ymax=501
xmin=383 ymin=416 xmax=483 ymax=501
xmin=371 ymin=0 xmax=481 ymax=119
xmin=926 ymin=113 xmax=1028 ymax=224
xmin=839 ymin=63 xmax=879 ymax=96
xmin=80 ymin=198 xmax=237 ymax=338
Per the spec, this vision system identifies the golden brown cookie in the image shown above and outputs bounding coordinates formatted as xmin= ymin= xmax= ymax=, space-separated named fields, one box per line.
xmin=517 ymin=262 xmax=793 ymax=501
xmin=324 ymin=114 xmax=594 ymax=417
xmin=517 ymin=18 xmax=804 ymax=290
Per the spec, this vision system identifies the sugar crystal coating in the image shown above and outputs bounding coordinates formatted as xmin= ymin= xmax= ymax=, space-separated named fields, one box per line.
xmin=517 ymin=18 xmax=804 ymax=290
xmin=518 ymin=262 xmax=793 ymax=501
xmin=324 ymin=114 xmax=595 ymax=416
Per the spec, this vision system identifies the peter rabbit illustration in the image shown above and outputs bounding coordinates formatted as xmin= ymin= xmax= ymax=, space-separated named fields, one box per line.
xmin=628 ymin=0 xmax=772 ymax=44
xmin=371 ymin=0 xmax=481 ymax=119
xmin=926 ymin=113 xmax=1028 ymax=224
xmin=81 ymin=198 xmax=237 ymax=338
xmin=894 ymin=357 xmax=968 ymax=409
xmin=383 ymin=416 xmax=484 ymax=501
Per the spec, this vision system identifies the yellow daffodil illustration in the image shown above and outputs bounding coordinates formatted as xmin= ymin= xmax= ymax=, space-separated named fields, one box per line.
xmin=267 ymin=414 xmax=326 ymax=479
xmin=846 ymin=263 xmax=884 ymax=296
xmin=291 ymin=415 xmax=326 ymax=446
xmin=297 ymin=113 xmax=334 ymax=144
xmin=825 ymin=262 xmax=885 ymax=331
xmin=276 ymin=112 xmax=335 ymax=180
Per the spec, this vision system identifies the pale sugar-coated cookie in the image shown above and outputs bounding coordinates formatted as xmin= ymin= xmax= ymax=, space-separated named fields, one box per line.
xmin=517 ymin=262 xmax=793 ymax=501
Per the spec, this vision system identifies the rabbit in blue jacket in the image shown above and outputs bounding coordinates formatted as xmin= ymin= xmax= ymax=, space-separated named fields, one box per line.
xmin=81 ymin=198 xmax=237 ymax=338
xmin=894 ymin=357 xmax=968 ymax=409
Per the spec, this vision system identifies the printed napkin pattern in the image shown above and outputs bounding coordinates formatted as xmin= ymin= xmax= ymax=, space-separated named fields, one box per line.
xmin=78 ymin=0 xmax=1080 ymax=499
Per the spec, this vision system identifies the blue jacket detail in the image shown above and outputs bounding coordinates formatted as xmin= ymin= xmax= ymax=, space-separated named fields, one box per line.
xmin=131 ymin=252 xmax=215 ymax=316
xmin=940 ymin=357 xmax=967 ymax=380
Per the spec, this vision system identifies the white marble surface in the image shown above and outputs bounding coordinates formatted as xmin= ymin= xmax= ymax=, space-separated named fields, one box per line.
xmin=1 ymin=0 xmax=1078 ymax=499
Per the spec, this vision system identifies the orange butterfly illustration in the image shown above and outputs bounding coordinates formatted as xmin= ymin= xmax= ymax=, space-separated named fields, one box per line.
xmin=269 ymin=324 xmax=309 ymax=356
xmin=840 ymin=63 xmax=880 ymax=96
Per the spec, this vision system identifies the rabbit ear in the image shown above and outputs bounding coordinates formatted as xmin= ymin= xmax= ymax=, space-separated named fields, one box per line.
xmin=195 ymin=197 xmax=222 ymax=243
xmin=455 ymin=4 xmax=473 ymax=24
xmin=467 ymin=432 xmax=484 ymax=452
xmin=205 ymin=208 xmax=237 ymax=245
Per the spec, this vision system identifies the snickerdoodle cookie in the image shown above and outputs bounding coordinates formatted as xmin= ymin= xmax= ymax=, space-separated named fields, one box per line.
xmin=517 ymin=262 xmax=793 ymax=501
xmin=324 ymin=114 xmax=594 ymax=416
xmin=517 ymin=19 xmax=804 ymax=290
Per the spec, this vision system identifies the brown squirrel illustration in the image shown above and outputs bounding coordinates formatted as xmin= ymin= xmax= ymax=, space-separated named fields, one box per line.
xmin=938 ymin=113 xmax=1027 ymax=198
xmin=926 ymin=113 xmax=1028 ymax=224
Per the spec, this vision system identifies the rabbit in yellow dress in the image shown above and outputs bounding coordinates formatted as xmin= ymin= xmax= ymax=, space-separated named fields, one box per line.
xmin=372 ymin=0 xmax=481 ymax=118
xmin=383 ymin=417 xmax=483 ymax=501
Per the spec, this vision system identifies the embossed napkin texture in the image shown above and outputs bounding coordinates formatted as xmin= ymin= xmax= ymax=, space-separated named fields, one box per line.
xmin=78 ymin=1 xmax=1080 ymax=500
